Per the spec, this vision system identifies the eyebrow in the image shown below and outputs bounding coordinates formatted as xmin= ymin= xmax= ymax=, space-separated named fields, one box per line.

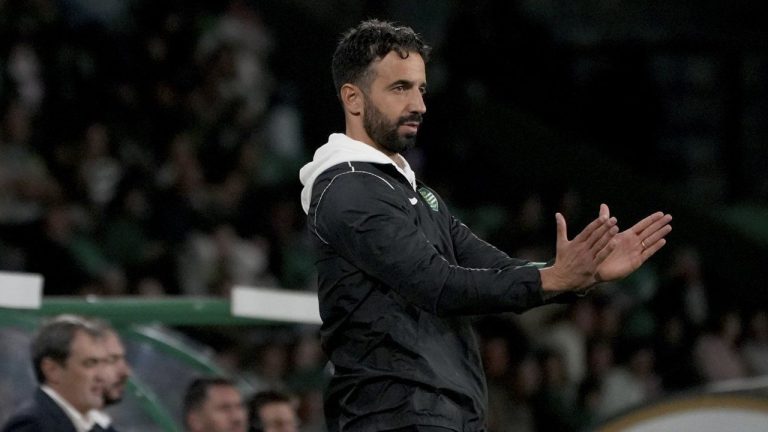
xmin=389 ymin=79 xmax=427 ymax=89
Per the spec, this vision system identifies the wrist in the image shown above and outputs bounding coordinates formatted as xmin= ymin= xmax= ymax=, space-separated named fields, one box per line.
xmin=539 ymin=266 xmax=569 ymax=293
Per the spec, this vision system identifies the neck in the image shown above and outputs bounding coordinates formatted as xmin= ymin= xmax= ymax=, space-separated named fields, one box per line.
xmin=344 ymin=127 xmax=404 ymax=169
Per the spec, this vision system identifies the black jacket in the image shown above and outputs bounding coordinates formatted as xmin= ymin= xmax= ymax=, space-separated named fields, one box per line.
xmin=1 ymin=388 xmax=77 ymax=432
xmin=301 ymin=135 xmax=551 ymax=431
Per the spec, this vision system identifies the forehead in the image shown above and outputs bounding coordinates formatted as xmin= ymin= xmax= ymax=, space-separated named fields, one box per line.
xmin=369 ymin=51 xmax=426 ymax=85
xmin=69 ymin=330 xmax=105 ymax=357
xmin=103 ymin=331 xmax=125 ymax=353
xmin=259 ymin=402 xmax=294 ymax=416
xmin=205 ymin=385 xmax=242 ymax=404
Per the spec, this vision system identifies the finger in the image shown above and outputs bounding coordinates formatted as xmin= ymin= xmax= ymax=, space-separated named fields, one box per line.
xmin=641 ymin=238 xmax=667 ymax=261
xmin=584 ymin=216 xmax=617 ymax=250
xmin=591 ymin=224 xmax=619 ymax=256
xmin=600 ymin=203 xmax=610 ymax=219
xmin=638 ymin=214 xmax=672 ymax=239
xmin=631 ymin=212 xmax=666 ymax=235
xmin=641 ymin=223 xmax=672 ymax=247
xmin=555 ymin=213 xmax=568 ymax=245
xmin=595 ymin=238 xmax=616 ymax=264
xmin=572 ymin=214 xmax=609 ymax=244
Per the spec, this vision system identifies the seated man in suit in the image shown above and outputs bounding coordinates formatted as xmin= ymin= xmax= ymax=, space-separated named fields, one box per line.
xmin=1 ymin=314 xmax=108 ymax=432
xmin=183 ymin=377 xmax=247 ymax=432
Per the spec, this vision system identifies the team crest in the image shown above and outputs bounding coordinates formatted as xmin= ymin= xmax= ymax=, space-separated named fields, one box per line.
xmin=418 ymin=187 xmax=439 ymax=212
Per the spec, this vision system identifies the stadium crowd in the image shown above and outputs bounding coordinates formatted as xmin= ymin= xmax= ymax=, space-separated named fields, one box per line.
xmin=1 ymin=1 xmax=767 ymax=431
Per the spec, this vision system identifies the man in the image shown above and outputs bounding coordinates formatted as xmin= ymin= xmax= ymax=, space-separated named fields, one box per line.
xmin=298 ymin=19 xmax=672 ymax=431
xmin=90 ymin=320 xmax=133 ymax=432
xmin=247 ymin=390 xmax=299 ymax=432
xmin=1 ymin=315 xmax=107 ymax=432
xmin=183 ymin=377 xmax=247 ymax=432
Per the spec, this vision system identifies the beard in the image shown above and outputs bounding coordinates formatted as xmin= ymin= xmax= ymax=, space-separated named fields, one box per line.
xmin=103 ymin=380 xmax=127 ymax=406
xmin=362 ymin=94 xmax=422 ymax=154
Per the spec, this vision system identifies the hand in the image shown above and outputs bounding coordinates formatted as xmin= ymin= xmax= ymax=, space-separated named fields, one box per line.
xmin=540 ymin=209 xmax=618 ymax=292
xmin=595 ymin=204 xmax=672 ymax=282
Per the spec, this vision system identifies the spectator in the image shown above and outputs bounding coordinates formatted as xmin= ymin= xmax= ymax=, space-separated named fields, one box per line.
xmin=1 ymin=315 xmax=107 ymax=432
xmin=693 ymin=310 xmax=748 ymax=382
xmin=743 ymin=309 xmax=768 ymax=375
xmin=247 ymin=390 xmax=299 ymax=432
xmin=182 ymin=377 xmax=247 ymax=432
xmin=90 ymin=320 xmax=133 ymax=432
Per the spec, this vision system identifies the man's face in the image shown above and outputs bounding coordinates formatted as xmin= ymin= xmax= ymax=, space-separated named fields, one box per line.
xmin=102 ymin=331 xmax=132 ymax=405
xmin=189 ymin=385 xmax=247 ymax=432
xmin=45 ymin=330 xmax=107 ymax=414
xmin=258 ymin=402 xmax=299 ymax=432
xmin=361 ymin=50 xmax=427 ymax=154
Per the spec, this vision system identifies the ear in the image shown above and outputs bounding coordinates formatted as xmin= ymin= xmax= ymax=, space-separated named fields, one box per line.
xmin=340 ymin=83 xmax=363 ymax=116
xmin=41 ymin=357 xmax=62 ymax=384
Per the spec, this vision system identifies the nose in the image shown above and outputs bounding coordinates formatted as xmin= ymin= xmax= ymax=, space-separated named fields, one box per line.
xmin=409 ymin=89 xmax=426 ymax=115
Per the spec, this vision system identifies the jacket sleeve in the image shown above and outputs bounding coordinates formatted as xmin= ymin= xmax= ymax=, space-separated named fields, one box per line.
xmin=1 ymin=416 xmax=44 ymax=432
xmin=449 ymin=215 xmax=532 ymax=270
xmin=312 ymin=173 xmax=546 ymax=316
xmin=449 ymin=209 xmax=582 ymax=305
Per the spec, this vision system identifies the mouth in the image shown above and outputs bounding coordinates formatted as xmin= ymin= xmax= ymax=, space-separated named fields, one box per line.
xmin=400 ymin=122 xmax=420 ymax=134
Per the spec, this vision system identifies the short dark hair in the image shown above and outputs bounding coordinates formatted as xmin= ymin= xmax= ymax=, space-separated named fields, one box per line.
xmin=31 ymin=314 xmax=103 ymax=384
xmin=247 ymin=390 xmax=293 ymax=419
xmin=182 ymin=377 xmax=238 ymax=426
xmin=248 ymin=390 xmax=295 ymax=432
xmin=331 ymin=19 xmax=431 ymax=98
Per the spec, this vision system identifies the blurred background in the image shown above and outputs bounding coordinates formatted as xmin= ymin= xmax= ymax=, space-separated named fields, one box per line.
xmin=1 ymin=0 xmax=767 ymax=431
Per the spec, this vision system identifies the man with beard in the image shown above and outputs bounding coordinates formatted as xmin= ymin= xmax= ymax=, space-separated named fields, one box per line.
xmin=90 ymin=321 xmax=132 ymax=432
xmin=299 ymin=19 xmax=672 ymax=431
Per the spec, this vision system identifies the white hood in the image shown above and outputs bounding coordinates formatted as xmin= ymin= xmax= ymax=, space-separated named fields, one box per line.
xmin=299 ymin=133 xmax=416 ymax=214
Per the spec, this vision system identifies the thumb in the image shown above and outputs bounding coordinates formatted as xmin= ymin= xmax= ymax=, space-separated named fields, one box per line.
xmin=555 ymin=212 xmax=568 ymax=246
xmin=600 ymin=203 xmax=610 ymax=219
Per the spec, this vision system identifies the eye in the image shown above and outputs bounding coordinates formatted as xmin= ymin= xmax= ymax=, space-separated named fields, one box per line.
xmin=393 ymin=85 xmax=405 ymax=93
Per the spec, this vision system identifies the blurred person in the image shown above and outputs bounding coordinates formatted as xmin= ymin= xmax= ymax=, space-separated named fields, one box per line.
xmin=299 ymin=19 xmax=672 ymax=431
xmin=654 ymin=246 xmax=709 ymax=329
xmin=247 ymin=390 xmax=299 ymax=432
xmin=178 ymin=222 xmax=273 ymax=296
xmin=0 ymin=100 xmax=58 ymax=226
xmin=654 ymin=315 xmax=701 ymax=390
xmin=693 ymin=310 xmax=748 ymax=382
xmin=77 ymin=123 xmax=123 ymax=211
xmin=241 ymin=343 xmax=289 ymax=393
xmin=90 ymin=320 xmax=133 ymax=432
xmin=483 ymin=337 xmax=536 ymax=432
xmin=25 ymin=202 xmax=124 ymax=296
xmin=743 ymin=309 xmax=768 ymax=375
xmin=183 ymin=377 xmax=247 ymax=432
xmin=1 ymin=315 xmax=107 ymax=432
xmin=531 ymin=349 xmax=578 ymax=431
xmin=596 ymin=343 xmax=661 ymax=419
xmin=195 ymin=0 xmax=274 ymax=124
xmin=543 ymin=298 xmax=596 ymax=387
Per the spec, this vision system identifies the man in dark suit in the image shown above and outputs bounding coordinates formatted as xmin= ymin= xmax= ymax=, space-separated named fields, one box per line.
xmin=1 ymin=315 xmax=108 ymax=432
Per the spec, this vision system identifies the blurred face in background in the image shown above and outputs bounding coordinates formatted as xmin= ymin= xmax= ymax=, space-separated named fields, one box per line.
xmin=102 ymin=330 xmax=132 ymax=405
xmin=43 ymin=330 xmax=107 ymax=414
xmin=257 ymin=402 xmax=299 ymax=432
xmin=188 ymin=384 xmax=247 ymax=432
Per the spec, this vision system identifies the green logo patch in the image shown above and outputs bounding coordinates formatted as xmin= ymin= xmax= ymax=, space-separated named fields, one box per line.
xmin=418 ymin=187 xmax=439 ymax=212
